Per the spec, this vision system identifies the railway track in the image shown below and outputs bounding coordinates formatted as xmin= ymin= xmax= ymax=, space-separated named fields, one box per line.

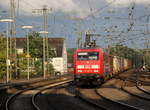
xmin=136 ymin=84 xmax=150 ymax=95
xmin=32 ymin=82 xmax=108 ymax=110
xmin=2 ymin=70 xmax=149 ymax=110
xmin=70 ymin=70 xmax=150 ymax=110
xmin=33 ymin=82 xmax=100 ymax=110
xmin=121 ymin=79 xmax=150 ymax=101
xmin=86 ymin=70 xmax=150 ymax=110
xmin=116 ymin=75 xmax=150 ymax=85
xmin=121 ymin=70 xmax=150 ymax=99
xmin=0 ymin=78 xmax=51 ymax=110
xmin=133 ymin=71 xmax=150 ymax=84
xmin=95 ymin=88 xmax=142 ymax=110
xmin=5 ymin=78 xmax=73 ymax=110
xmin=6 ymin=79 xmax=73 ymax=110
xmin=74 ymin=88 xmax=107 ymax=110
xmin=96 ymin=84 xmax=150 ymax=109
xmin=32 ymin=80 xmax=72 ymax=110
xmin=74 ymin=86 xmax=142 ymax=110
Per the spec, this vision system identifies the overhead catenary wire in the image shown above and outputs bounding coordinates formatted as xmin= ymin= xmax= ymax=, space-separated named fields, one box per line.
xmin=2 ymin=0 xmax=150 ymax=49
xmin=84 ymin=0 xmax=117 ymax=19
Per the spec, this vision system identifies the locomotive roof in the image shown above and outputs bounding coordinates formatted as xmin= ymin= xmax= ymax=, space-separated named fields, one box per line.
xmin=76 ymin=47 xmax=109 ymax=52
xmin=76 ymin=47 xmax=112 ymax=56
xmin=76 ymin=48 xmax=102 ymax=51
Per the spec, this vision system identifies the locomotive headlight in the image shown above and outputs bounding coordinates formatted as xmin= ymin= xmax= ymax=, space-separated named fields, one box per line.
xmin=78 ymin=70 xmax=82 ymax=72
xmin=94 ymin=70 xmax=99 ymax=72
xmin=91 ymin=65 xmax=99 ymax=69
xmin=77 ymin=65 xmax=84 ymax=69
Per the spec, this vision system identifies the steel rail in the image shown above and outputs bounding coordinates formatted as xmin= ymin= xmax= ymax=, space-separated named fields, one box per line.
xmin=121 ymin=79 xmax=150 ymax=101
xmin=75 ymin=88 xmax=109 ymax=110
xmin=121 ymin=86 xmax=150 ymax=101
xmin=1 ymin=78 xmax=51 ymax=110
xmin=32 ymin=79 xmax=73 ymax=110
xmin=5 ymin=79 xmax=73 ymax=110
xmin=115 ymin=73 xmax=150 ymax=101
xmin=95 ymin=89 xmax=143 ymax=110
xmin=136 ymin=84 xmax=150 ymax=95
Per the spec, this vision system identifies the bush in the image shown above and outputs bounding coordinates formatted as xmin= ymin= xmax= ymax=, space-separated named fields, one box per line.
xmin=0 ymin=58 xmax=6 ymax=78
xmin=34 ymin=59 xmax=42 ymax=75
xmin=48 ymin=63 xmax=55 ymax=75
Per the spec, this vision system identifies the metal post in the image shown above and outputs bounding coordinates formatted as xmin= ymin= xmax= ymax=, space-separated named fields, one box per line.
xmin=43 ymin=5 xmax=49 ymax=76
xmin=9 ymin=0 xmax=13 ymax=81
xmin=6 ymin=22 xmax=9 ymax=83
xmin=32 ymin=6 xmax=52 ymax=76
xmin=27 ymin=29 xmax=30 ymax=80
xmin=45 ymin=16 xmax=49 ymax=75
xmin=9 ymin=0 xmax=17 ymax=81
xmin=9 ymin=25 xmax=12 ymax=80
xmin=0 ymin=19 xmax=14 ymax=83
xmin=39 ymin=31 xmax=48 ymax=79
xmin=43 ymin=36 xmax=46 ymax=78
xmin=22 ymin=26 xmax=33 ymax=80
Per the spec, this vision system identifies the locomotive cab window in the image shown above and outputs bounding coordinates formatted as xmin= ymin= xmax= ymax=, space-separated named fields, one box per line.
xmin=77 ymin=52 xmax=99 ymax=60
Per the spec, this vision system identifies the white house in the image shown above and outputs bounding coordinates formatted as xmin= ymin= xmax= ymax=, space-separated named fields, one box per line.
xmin=16 ymin=37 xmax=68 ymax=75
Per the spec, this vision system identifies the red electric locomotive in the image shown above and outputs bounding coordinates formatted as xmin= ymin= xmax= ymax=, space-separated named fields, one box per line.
xmin=74 ymin=48 xmax=112 ymax=83
xmin=73 ymin=33 xmax=113 ymax=84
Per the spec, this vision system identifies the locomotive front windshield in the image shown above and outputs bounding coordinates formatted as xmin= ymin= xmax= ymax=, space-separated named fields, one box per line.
xmin=77 ymin=52 xmax=99 ymax=60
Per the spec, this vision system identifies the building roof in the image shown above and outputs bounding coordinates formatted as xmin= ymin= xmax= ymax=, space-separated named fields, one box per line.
xmin=16 ymin=37 xmax=65 ymax=57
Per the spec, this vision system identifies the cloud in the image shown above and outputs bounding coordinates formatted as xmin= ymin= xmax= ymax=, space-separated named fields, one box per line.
xmin=0 ymin=0 xmax=91 ymax=18
xmin=0 ymin=0 xmax=150 ymax=18
xmin=106 ymin=0 xmax=150 ymax=7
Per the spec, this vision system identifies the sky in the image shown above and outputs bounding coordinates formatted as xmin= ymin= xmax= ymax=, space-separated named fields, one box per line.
xmin=0 ymin=0 xmax=150 ymax=48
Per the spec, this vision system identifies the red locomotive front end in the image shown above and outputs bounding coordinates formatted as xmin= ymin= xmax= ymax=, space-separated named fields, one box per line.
xmin=74 ymin=48 xmax=104 ymax=83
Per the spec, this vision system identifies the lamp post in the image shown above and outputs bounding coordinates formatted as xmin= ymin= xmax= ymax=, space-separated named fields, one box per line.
xmin=22 ymin=25 xmax=33 ymax=80
xmin=0 ymin=19 xmax=14 ymax=83
xmin=39 ymin=31 xmax=48 ymax=79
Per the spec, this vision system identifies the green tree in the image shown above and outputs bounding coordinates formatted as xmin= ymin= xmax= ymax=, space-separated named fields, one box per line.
xmin=143 ymin=49 xmax=150 ymax=69
xmin=67 ymin=48 xmax=76 ymax=64
xmin=109 ymin=44 xmax=143 ymax=68
xmin=23 ymin=32 xmax=55 ymax=75
xmin=23 ymin=32 xmax=43 ymax=58
xmin=17 ymin=53 xmax=27 ymax=78
xmin=17 ymin=53 xmax=27 ymax=69
xmin=23 ymin=32 xmax=55 ymax=58
xmin=34 ymin=59 xmax=42 ymax=75
xmin=0 ymin=33 xmax=6 ymax=78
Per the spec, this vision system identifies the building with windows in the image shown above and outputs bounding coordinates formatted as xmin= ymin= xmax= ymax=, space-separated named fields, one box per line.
xmin=16 ymin=37 xmax=67 ymax=74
